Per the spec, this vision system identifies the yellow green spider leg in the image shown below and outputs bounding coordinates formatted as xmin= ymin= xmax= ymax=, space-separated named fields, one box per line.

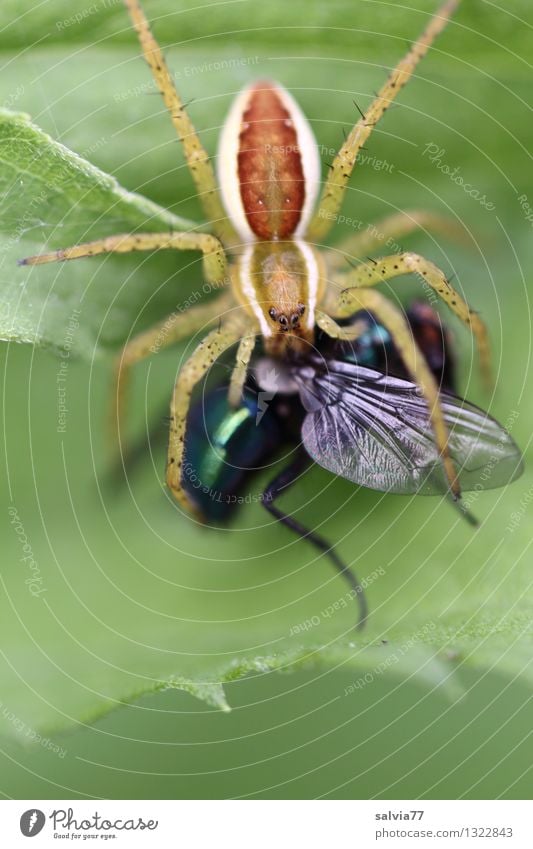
xmin=167 ymin=321 xmax=245 ymax=515
xmin=20 ymin=231 xmax=229 ymax=289
xmin=316 ymin=310 xmax=367 ymax=341
xmin=228 ymin=330 xmax=258 ymax=407
xmin=325 ymin=209 xmax=472 ymax=272
xmin=111 ymin=290 xmax=235 ymax=453
xmin=123 ymin=0 xmax=237 ymax=246
xmin=307 ymin=0 xmax=460 ymax=242
xmin=329 ymin=251 xmax=491 ymax=386
xmin=330 ymin=286 xmax=461 ymax=499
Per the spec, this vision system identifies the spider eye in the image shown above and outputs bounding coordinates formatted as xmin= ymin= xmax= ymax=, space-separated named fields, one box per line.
xmin=290 ymin=312 xmax=300 ymax=327
xmin=278 ymin=314 xmax=289 ymax=328
xmin=298 ymin=304 xmax=306 ymax=316
xmin=268 ymin=307 xmax=278 ymax=320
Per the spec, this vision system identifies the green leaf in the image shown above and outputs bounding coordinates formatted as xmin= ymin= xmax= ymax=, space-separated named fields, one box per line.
xmin=0 ymin=0 xmax=532 ymax=744
xmin=0 ymin=108 xmax=197 ymax=357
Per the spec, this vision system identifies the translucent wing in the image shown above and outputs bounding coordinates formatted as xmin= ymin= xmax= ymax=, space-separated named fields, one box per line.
xmin=295 ymin=359 xmax=523 ymax=495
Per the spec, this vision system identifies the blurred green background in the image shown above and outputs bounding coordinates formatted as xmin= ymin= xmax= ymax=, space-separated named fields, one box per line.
xmin=0 ymin=0 xmax=532 ymax=799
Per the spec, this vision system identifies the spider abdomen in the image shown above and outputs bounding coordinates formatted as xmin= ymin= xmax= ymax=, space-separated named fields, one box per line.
xmin=218 ymin=80 xmax=320 ymax=242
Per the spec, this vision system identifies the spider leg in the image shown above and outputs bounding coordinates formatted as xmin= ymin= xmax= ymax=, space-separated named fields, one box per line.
xmin=111 ymin=290 xmax=235 ymax=459
xmin=262 ymin=451 xmax=368 ymax=630
xmin=307 ymin=0 xmax=460 ymax=241
xmin=167 ymin=321 xmax=245 ymax=515
xmin=20 ymin=231 xmax=229 ymax=289
xmin=328 ymin=286 xmax=461 ymax=500
xmin=316 ymin=310 xmax=367 ymax=341
xmin=123 ymin=0 xmax=236 ymax=245
xmin=318 ymin=314 xmax=479 ymax=527
xmin=228 ymin=330 xmax=258 ymax=407
xmin=327 ymin=251 xmax=491 ymax=386
xmin=325 ymin=209 xmax=472 ymax=272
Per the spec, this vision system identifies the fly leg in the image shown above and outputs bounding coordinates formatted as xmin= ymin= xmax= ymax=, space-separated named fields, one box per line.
xmin=262 ymin=452 xmax=368 ymax=630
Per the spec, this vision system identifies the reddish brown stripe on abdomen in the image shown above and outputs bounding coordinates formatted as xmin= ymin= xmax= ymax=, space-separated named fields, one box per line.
xmin=238 ymin=81 xmax=305 ymax=240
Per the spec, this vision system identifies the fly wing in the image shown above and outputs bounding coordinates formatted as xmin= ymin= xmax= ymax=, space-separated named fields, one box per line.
xmin=296 ymin=359 xmax=523 ymax=495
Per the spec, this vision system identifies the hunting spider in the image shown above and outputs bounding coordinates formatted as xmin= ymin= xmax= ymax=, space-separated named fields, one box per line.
xmin=22 ymin=0 xmax=489 ymax=518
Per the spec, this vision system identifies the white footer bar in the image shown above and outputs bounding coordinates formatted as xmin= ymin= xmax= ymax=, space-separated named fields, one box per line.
xmin=2 ymin=799 xmax=530 ymax=848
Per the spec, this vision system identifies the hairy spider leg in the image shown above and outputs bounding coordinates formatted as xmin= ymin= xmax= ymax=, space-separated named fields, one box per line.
xmin=167 ymin=321 xmax=245 ymax=515
xmin=325 ymin=209 xmax=472 ymax=272
xmin=111 ymin=291 xmax=235 ymax=456
xmin=20 ymin=231 xmax=229 ymax=288
xmin=262 ymin=451 xmax=368 ymax=630
xmin=315 ymin=310 xmax=368 ymax=341
xmin=326 ymin=287 xmax=461 ymax=499
xmin=307 ymin=0 xmax=460 ymax=241
xmin=325 ymin=251 xmax=491 ymax=386
xmin=228 ymin=330 xmax=258 ymax=407
xmin=123 ymin=0 xmax=237 ymax=245
xmin=318 ymin=306 xmax=480 ymax=526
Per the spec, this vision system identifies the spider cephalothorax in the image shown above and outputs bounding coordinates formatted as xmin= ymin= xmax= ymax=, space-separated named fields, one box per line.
xmin=22 ymin=0 xmax=494 ymax=518
xmin=233 ymin=238 xmax=324 ymax=354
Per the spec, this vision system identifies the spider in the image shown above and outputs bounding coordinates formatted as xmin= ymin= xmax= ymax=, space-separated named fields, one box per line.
xmin=21 ymin=0 xmax=490 ymax=519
